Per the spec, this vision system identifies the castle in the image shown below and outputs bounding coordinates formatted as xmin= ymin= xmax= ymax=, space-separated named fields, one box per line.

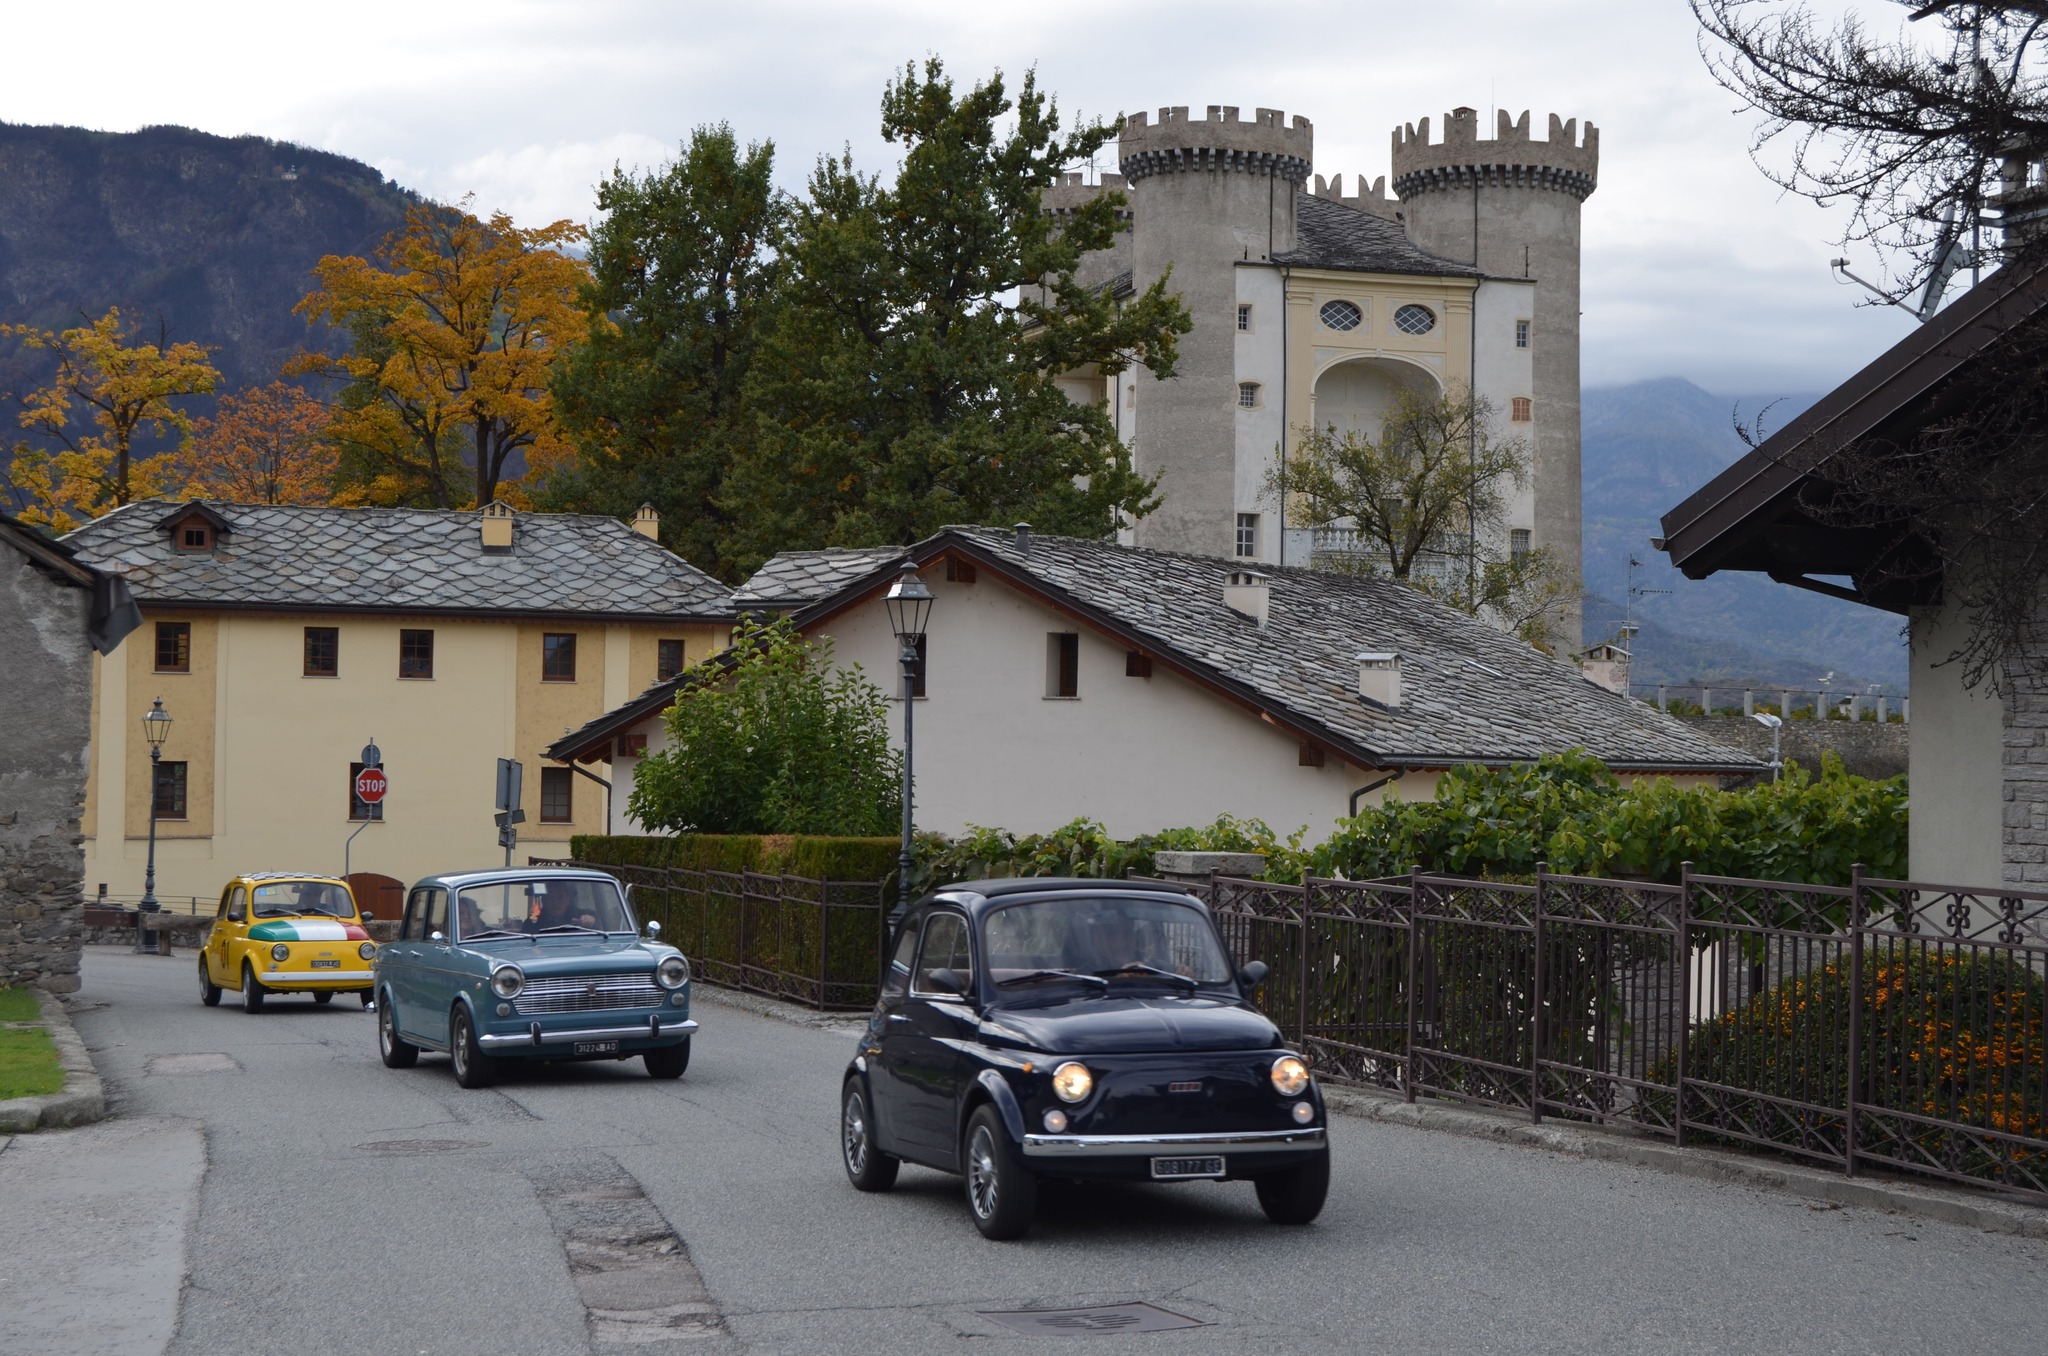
xmin=1052 ymin=103 xmax=1597 ymax=645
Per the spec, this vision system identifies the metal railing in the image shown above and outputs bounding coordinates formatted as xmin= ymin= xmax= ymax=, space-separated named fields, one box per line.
xmin=1140 ymin=866 xmax=2048 ymax=1203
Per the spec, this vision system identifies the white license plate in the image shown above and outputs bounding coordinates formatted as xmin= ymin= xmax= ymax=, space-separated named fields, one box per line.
xmin=310 ymin=959 xmax=340 ymax=969
xmin=573 ymin=1040 xmax=620 ymax=1056
xmin=1150 ymin=1156 xmax=1225 ymax=1179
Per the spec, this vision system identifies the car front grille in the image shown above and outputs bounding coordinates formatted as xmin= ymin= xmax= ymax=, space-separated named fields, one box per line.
xmin=514 ymin=974 xmax=662 ymax=1015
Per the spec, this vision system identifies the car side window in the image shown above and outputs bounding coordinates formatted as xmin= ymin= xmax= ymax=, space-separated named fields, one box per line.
xmin=226 ymin=887 xmax=246 ymax=923
xmin=422 ymin=889 xmax=448 ymax=940
xmin=882 ymin=920 xmax=922 ymax=998
xmin=216 ymin=888 xmax=231 ymax=919
xmin=912 ymin=913 xmax=971 ymax=997
xmin=400 ymin=889 xmax=424 ymax=941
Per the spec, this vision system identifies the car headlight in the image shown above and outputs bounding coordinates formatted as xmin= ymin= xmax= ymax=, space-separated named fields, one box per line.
xmin=1051 ymin=1061 xmax=1093 ymax=1104
xmin=656 ymin=955 xmax=690 ymax=989
xmin=1271 ymin=1054 xmax=1310 ymax=1097
xmin=489 ymin=965 xmax=525 ymax=1000
xmin=270 ymin=943 xmax=290 ymax=962
xmin=358 ymin=941 xmax=377 ymax=960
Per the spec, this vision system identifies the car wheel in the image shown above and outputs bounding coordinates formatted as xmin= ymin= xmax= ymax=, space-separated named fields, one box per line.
xmin=643 ymin=1037 xmax=690 ymax=1080
xmin=198 ymin=957 xmax=222 ymax=1007
xmin=449 ymin=1007 xmax=495 ymax=1088
xmin=841 ymin=1080 xmax=899 ymax=1193
xmin=313 ymin=991 xmax=334 ymax=1005
xmin=377 ymin=991 xmax=418 ymax=1069
xmin=1253 ymin=1149 xmax=1330 ymax=1226
xmin=962 ymin=1105 xmax=1036 ymax=1240
xmin=240 ymin=963 xmax=266 ymax=1014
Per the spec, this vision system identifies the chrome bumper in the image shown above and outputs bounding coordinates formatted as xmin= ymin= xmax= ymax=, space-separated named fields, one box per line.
xmin=259 ymin=970 xmax=375 ymax=986
xmin=477 ymin=1016 xmax=698 ymax=1052
xmin=1021 ymin=1126 xmax=1326 ymax=1159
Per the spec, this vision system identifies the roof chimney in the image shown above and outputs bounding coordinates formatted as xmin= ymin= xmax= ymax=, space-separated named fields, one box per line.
xmin=1222 ymin=569 xmax=1271 ymax=626
xmin=479 ymin=500 xmax=514 ymax=553
xmin=1014 ymin=522 xmax=1032 ymax=553
xmin=1357 ymin=651 xmax=1402 ymax=708
xmin=631 ymin=503 xmax=661 ymax=540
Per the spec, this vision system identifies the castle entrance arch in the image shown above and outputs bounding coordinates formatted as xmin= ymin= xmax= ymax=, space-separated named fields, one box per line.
xmin=1308 ymin=357 xmax=1440 ymax=441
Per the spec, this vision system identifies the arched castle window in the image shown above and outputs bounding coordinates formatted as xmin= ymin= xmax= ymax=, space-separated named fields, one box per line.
xmin=1393 ymin=304 xmax=1437 ymax=336
xmin=1318 ymin=299 xmax=1362 ymax=332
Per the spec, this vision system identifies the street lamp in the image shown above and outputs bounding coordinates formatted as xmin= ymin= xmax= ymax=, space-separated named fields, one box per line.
xmin=883 ymin=562 xmax=933 ymax=915
xmin=1751 ymin=710 xmax=1783 ymax=782
xmin=137 ymin=697 xmax=172 ymax=954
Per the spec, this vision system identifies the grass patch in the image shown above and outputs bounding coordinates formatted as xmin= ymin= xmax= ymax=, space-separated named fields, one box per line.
xmin=0 ymin=987 xmax=39 ymax=1022
xmin=0 ymin=1028 xmax=63 ymax=1099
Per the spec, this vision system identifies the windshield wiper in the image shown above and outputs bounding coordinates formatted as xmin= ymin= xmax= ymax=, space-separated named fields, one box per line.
xmin=1096 ymin=963 xmax=1200 ymax=990
xmin=536 ymin=924 xmax=604 ymax=935
xmin=462 ymin=928 xmax=523 ymax=941
xmin=298 ymin=908 xmax=342 ymax=918
xmin=252 ymin=909 xmax=294 ymax=918
xmin=995 ymin=969 xmax=1109 ymax=990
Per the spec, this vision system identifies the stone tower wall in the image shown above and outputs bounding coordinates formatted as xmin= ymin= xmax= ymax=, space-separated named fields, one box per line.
xmin=1119 ymin=106 xmax=1311 ymax=558
xmin=1392 ymin=107 xmax=1597 ymax=649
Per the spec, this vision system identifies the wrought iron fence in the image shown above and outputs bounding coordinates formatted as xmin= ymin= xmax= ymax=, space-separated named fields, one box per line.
xmin=1139 ymin=866 xmax=2048 ymax=1203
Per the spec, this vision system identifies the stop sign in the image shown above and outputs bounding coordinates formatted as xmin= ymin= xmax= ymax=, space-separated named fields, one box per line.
xmin=354 ymin=767 xmax=388 ymax=805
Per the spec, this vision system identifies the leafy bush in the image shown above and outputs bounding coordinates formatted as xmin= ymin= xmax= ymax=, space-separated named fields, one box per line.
xmin=912 ymin=815 xmax=1310 ymax=891
xmin=569 ymin=833 xmax=901 ymax=880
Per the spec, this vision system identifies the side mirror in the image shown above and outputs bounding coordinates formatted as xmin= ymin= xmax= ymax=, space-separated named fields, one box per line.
xmin=429 ymin=930 xmax=446 ymax=943
xmin=1239 ymin=960 xmax=1269 ymax=992
xmin=644 ymin=919 xmax=662 ymax=939
xmin=927 ymin=967 xmax=966 ymax=996
xmin=361 ymin=912 xmax=375 ymax=922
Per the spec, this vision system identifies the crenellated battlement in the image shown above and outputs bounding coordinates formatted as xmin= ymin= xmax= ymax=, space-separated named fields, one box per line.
xmin=1309 ymin=172 xmax=1398 ymax=222
xmin=1041 ymin=170 xmax=1132 ymax=219
xmin=1119 ymin=104 xmax=1313 ymax=187
xmin=1391 ymin=107 xmax=1598 ymax=201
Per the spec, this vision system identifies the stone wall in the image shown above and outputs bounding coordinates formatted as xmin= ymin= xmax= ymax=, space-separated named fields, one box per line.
xmin=0 ymin=547 xmax=95 ymax=993
xmin=1674 ymin=715 xmax=1908 ymax=782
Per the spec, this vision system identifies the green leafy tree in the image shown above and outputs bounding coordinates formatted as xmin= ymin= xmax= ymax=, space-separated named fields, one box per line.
xmin=542 ymin=126 xmax=784 ymax=577
xmin=722 ymin=58 xmax=1192 ymax=571
xmin=628 ymin=618 xmax=901 ymax=835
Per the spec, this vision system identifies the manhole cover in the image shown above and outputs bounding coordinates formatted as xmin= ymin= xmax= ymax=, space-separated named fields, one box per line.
xmin=979 ymin=1303 xmax=1207 ymax=1335
xmin=146 ymin=1053 xmax=240 ymax=1075
xmin=355 ymin=1138 xmax=490 ymax=1154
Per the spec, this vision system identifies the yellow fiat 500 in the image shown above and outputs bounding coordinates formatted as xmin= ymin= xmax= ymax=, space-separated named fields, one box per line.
xmin=199 ymin=874 xmax=379 ymax=1013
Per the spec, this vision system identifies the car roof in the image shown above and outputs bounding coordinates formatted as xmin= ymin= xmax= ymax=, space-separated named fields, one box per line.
xmin=420 ymin=867 xmax=622 ymax=891
xmin=236 ymin=872 xmax=347 ymax=885
xmin=923 ymin=876 xmax=1203 ymax=918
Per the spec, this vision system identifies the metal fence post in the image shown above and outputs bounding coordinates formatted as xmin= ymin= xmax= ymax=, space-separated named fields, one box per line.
xmin=818 ymin=888 xmax=831 ymax=1009
xmin=1846 ymin=862 xmax=1865 ymax=1179
xmin=1675 ymin=861 xmax=1692 ymax=1148
xmin=1531 ymin=862 xmax=1547 ymax=1124
xmin=1297 ymin=870 xmax=1312 ymax=1048
xmin=1405 ymin=866 xmax=1421 ymax=1104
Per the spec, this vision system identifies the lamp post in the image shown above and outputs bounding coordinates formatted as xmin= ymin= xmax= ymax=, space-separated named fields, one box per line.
xmin=883 ymin=562 xmax=933 ymax=916
xmin=1751 ymin=710 xmax=1783 ymax=782
xmin=137 ymin=697 xmax=172 ymax=954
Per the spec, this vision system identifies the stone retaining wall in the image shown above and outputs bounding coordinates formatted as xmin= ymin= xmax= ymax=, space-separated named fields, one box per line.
xmin=1676 ymin=715 xmax=1908 ymax=782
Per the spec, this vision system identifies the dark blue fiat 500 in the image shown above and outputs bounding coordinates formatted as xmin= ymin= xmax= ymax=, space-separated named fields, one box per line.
xmin=840 ymin=878 xmax=1328 ymax=1239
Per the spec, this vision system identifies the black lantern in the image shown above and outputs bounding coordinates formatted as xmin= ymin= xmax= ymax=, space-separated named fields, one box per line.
xmin=137 ymin=696 xmax=171 ymax=950
xmin=883 ymin=563 xmax=934 ymax=643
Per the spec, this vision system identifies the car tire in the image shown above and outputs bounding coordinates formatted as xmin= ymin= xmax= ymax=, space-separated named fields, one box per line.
xmin=841 ymin=1080 xmax=899 ymax=1193
xmin=313 ymin=991 xmax=334 ymax=1005
xmin=377 ymin=991 xmax=418 ymax=1069
xmin=198 ymin=957 xmax=222 ymax=1007
xmin=962 ymin=1105 xmax=1036 ymax=1240
xmin=240 ymin=963 xmax=266 ymax=1014
xmin=1253 ymin=1149 xmax=1330 ymax=1226
xmin=643 ymin=1037 xmax=690 ymax=1080
xmin=450 ymin=1006 xmax=496 ymax=1089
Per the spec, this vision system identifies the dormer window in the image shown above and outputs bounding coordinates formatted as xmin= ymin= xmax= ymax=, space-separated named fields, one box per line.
xmin=180 ymin=525 xmax=212 ymax=551
xmin=156 ymin=502 xmax=232 ymax=554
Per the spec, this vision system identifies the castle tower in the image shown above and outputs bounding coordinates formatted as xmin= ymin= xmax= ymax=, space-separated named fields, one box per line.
xmin=1392 ymin=108 xmax=1597 ymax=645
xmin=1118 ymin=106 xmax=1312 ymax=557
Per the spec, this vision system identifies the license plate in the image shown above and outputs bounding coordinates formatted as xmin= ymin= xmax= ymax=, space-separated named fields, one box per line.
xmin=573 ymin=1040 xmax=619 ymax=1056
xmin=1150 ymin=1156 xmax=1225 ymax=1179
xmin=310 ymin=959 xmax=340 ymax=969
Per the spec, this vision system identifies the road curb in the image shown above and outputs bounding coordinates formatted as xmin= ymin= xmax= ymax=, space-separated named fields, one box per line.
xmin=690 ymin=982 xmax=867 ymax=1036
xmin=1320 ymin=1083 xmax=2048 ymax=1241
xmin=0 ymin=990 xmax=108 ymax=1133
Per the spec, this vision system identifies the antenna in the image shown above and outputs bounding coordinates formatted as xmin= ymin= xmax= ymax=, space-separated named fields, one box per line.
xmin=1625 ymin=554 xmax=1670 ymax=646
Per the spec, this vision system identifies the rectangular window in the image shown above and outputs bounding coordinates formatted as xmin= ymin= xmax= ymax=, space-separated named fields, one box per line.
xmin=542 ymin=632 xmax=577 ymax=682
xmin=656 ymin=638 xmax=686 ymax=681
xmin=1515 ymin=319 xmax=1531 ymax=349
xmin=153 ymin=760 xmax=188 ymax=819
xmin=945 ymin=557 xmax=976 ymax=584
xmin=1046 ymin=633 xmax=1079 ymax=698
xmin=304 ymin=626 xmax=338 ymax=677
xmin=1125 ymin=651 xmax=1153 ymax=679
xmin=399 ymin=629 xmax=434 ymax=679
xmin=154 ymin=621 xmax=191 ymax=673
xmin=1236 ymin=382 xmax=1260 ymax=410
xmin=1510 ymin=396 xmax=1533 ymax=423
xmin=1235 ymin=513 xmax=1259 ymax=558
xmin=1511 ymin=528 xmax=1532 ymax=563
xmin=1237 ymin=304 xmax=1253 ymax=332
xmin=539 ymin=766 xmax=573 ymax=823
xmin=348 ymin=761 xmax=384 ymax=822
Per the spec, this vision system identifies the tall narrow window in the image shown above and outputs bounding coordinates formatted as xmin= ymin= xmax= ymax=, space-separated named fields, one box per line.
xmin=656 ymin=638 xmax=687 ymax=681
xmin=1515 ymin=319 xmax=1531 ymax=349
xmin=1237 ymin=304 xmax=1253 ymax=332
xmin=154 ymin=761 xmax=189 ymax=819
xmin=539 ymin=767 xmax=573 ymax=823
xmin=542 ymin=632 xmax=577 ymax=682
xmin=1511 ymin=528 xmax=1532 ymax=563
xmin=304 ymin=626 xmax=339 ymax=677
xmin=155 ymin=622 xmax=191 ymax=673
xmin=1046 ymin=633 xmax=1079 ymax=698
xmin=1510 ymin=397 xmax=1533 ymax=423
xmin=399 ymin=629 xmax=434 ymax=679
xmin=1237 ymin=382 xmax=1260 ymax=409
xmin=1236 ymin=513 xmax=1259 ymax=558
xmin=348 ymin=761 xmax=384 ymax=822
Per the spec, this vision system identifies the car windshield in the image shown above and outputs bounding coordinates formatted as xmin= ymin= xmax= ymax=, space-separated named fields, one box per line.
xmin=982 ymin=896 xmax=1233 ymax=990
xmin=249 ymin=881 xmax=356 ymax=919
xmin=452 ymin=879 xmax=630 ymax=939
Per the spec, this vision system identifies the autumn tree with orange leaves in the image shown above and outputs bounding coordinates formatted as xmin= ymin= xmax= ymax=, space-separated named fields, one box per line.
xmin=178 ymin=381 xmax=337 ymax=505
xmin=3 ymin=308 xmax=220 ymax=530
xmin=295 ymin=202 xmax=594 ymax=509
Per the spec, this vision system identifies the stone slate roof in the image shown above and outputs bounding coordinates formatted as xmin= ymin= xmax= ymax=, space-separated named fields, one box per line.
xmin=730 ymin=546 xmax=906 ymax=610
xmin=63 ymin=500 xmax=733 ymax=620
xmin=1275 ymin=195 xmax=1482 ymax=278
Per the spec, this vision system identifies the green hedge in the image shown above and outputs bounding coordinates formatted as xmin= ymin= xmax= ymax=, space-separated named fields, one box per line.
xmin=570 ymin=833 xmax=901 ymax=880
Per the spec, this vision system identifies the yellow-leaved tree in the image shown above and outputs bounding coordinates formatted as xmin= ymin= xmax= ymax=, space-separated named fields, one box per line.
xmin=294 ymin=201 xmax=594 ymax=509
xmin=178 ymin=381 xmax=337 ymax=505
xmin=3 ymin=308 xmax=221 ymax=530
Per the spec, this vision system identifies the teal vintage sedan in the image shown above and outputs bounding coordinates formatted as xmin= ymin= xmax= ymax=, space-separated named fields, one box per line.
xmin=374 ymin=867 xmax=697 ymax=1087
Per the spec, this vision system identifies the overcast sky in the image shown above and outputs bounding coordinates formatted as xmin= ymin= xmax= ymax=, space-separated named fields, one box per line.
xmin=5 ymin=0 xmax=1933 ymax=396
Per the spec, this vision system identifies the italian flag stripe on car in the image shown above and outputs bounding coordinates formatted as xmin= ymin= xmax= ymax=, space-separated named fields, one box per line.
xmin=246 ymin=920 xmax=367 ymax=942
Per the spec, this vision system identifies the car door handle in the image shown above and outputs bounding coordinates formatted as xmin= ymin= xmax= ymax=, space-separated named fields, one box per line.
xmin=885 ymin=1014 xmax=913 ymax=1024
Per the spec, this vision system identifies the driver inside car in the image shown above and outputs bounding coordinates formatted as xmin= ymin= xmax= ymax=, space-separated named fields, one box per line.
xmin=1086 ymin=911 xmax=1192 ymax=977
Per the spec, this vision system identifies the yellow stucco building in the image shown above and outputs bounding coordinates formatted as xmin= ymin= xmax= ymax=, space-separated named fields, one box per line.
xmin=65 ymin=500 xmax=730 ymax=912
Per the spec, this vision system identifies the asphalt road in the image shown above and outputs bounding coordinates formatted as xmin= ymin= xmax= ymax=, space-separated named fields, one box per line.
xmin=67 ymin=948 xmax=2048 ymax=1355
